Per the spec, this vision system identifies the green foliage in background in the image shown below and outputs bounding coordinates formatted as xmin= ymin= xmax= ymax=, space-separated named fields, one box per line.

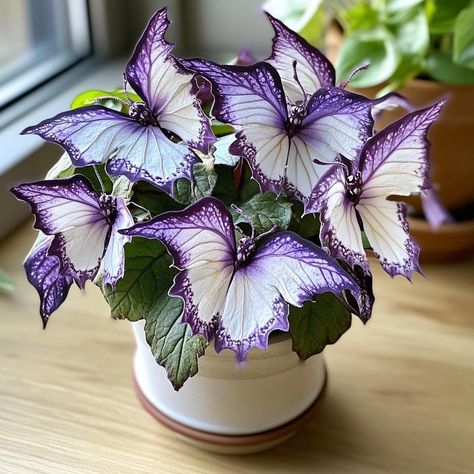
xmin=336 ymin=0 xmax=474 ymax=90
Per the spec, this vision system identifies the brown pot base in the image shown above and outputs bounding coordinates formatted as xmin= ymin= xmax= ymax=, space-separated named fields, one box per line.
xmin=133 ymin=368 xmax=327 ymax=455
xmin=409 ymin=217 xmax=474 ymax=263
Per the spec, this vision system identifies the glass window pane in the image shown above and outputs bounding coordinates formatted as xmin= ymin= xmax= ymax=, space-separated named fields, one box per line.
xmin=0 ymin=0 xmax=91 ymax=109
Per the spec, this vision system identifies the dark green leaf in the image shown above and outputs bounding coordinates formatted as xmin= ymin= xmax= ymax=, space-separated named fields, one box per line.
xmin=453 ymin=5 xmax=474 ymax=69
xmin=102 ymin=238 xmax=173 ymax=320
xmin=78 ymin=165 xmax=113 ymax=194
xmin=238 ymin=161 xmax=260 ymax=202
xmin=174 ymin=163 xmax=217 ymax=205
xmin=213 ymin=164 xmax=239 ymax=205
xmin=132 ymin=183 xmax=183 ymax=216
xmin=103 ymin=238 xmax=207 ymax=389
xmin=289 ymin=293 xmax=352 ymax=360
xmin=289 ymin=201 xmax=320 ymax=239
xmin=144 ymin=300 xmax=207 ymax=391
xmin=232 ymin=192 xmax=293 ymax=234
xmin=425 ymin=50 xmax=474 ymax=84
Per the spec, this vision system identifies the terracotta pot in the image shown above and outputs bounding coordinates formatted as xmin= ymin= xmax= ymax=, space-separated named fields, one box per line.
xmin=408 ymin=216 xmax=474 ymax=263
xmin=353 ymin=80 xmax=474 ymax=214
xmin=132 ymin=321 xmax=326 ymax=454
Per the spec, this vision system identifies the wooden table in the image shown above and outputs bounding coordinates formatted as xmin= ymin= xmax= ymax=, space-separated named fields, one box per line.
xmin=0 ymin=223 xmax=473 ymax=473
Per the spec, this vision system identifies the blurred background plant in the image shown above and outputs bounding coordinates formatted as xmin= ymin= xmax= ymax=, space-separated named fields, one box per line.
xmin=265 ymin=0 xmax=474 ymax=92
xmin=0 ymin=269 xmax=14 ymax=294
xmin=335 ymin=0 xmax=474 ymax=93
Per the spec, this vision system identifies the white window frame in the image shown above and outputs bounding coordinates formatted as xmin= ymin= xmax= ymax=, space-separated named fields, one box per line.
xmin=0 ymin=0 xmax=92 ymax=111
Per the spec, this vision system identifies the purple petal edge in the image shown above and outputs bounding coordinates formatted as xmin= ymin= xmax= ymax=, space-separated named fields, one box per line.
xmin=24 ymin=240 xmax=73 ymax=328
xmin=214 ymin=295 xmax=290 ymax=363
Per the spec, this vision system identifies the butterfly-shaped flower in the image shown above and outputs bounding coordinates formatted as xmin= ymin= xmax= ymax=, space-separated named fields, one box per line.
xmin=12 ymin=175 xmax=134 ymax=288
xmin=305 ymin=100 xmax=446 ymax=278
xmin=21 ymin=8 xmax=214 ymax=194
xmin=121 ymin=197 xmax=361 ymax=361
xmin=180 ymin=59 xmax=374 ymax=202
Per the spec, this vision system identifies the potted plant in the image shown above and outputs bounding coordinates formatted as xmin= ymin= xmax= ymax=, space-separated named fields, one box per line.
xmin=12 ymin=8 xmax=444 ymax=453
xmin=285 ymin=0 xmax=474 ymax=261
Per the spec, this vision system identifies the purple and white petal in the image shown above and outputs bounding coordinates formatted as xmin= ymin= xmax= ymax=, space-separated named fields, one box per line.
xmin=98 ymin=196 xmax=134 ymax=286
xmin=214 ymin=272 xmax=289 ymax=363
xmin=121 ymin=198 xmax=236 ymax=340
xmin=126 ymin=8 xmax=214 ymax=154
xmin=306 ymin=165 xmax=368 ymax=271
xmin=12 ymin=176 xmax=109 ymax=288
xmin=265 ymin=11 xmax=335 ymax=102
xmin=24 ymin=237 xmax=73 ymax=328
xmin=214 ymin=231 xmax=359 ymax=360
xmin=22 ymin=106 xmax=199 ymax=194
xmin=301 ymin=87 xmax=374 ymax=163
xmin=11 ymin=176 xmax=103 ymax=236
xmin=251 ymin=231 xmax=359 ymax=307
xmin=213 ymin=134 xmax=240 ymax=166
xmin=181 ymin=59 xmax=290 ymax=193
xmin=179 ymin=59 xmax=288 ymax=126
xmin=357 ymin=199 xmax=420 ymax=279
xmin=105 ymin=125 xmax=200 ymax=195
xmin=284 ymin=135 xmax=335 ymax=200
xmin=359 ymin=100 xmax=446 ymax=196
xmin=22 ymin=106 xmax=139 ymax=167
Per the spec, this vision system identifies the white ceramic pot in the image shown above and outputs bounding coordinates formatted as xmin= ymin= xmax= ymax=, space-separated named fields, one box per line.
xmin=132 ymin=321 xmax=326 ymax=452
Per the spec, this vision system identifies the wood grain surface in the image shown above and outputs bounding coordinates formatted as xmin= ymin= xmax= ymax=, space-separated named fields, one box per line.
xmin=0 ymin=223 xmax=473 ymax=473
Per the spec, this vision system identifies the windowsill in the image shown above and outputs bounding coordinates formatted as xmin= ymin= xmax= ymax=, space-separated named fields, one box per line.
xmin=0 ymin=57 xmax=125 ymax=175
xmin=0 ymin=57 xmax=126 ymax=239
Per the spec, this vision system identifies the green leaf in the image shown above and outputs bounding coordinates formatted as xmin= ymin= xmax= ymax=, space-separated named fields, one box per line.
xmin=70 ymin=89 xmax=141 ymax=112
xmin=289 ymin=293 xmax=352 ymax=360
xmin=336 ymin=28 xmax=400 ymax=87
xmin=144 ymin=301 xmax=207 ymax=391
xmin=453 ymin=5 xmax=474 ymax=69
xmin=103 ymin=238 xmax=207 ymax=390
xmin=428 ymin=0 xmax=471 ymax=34
xmin=174 ymin=163 xmax=217 ymax=205
xmin=425 ymin=50 xmax=474 ymax=84
xmin=78 ymin=165 xmax=114 ymax=194
xmin=232 ymin=192 xmax=293 ymax=234
xmin=103 ymin=238 xmax=173 ymax=320
xmin=212 ymin=122 xmax=234 ymax=137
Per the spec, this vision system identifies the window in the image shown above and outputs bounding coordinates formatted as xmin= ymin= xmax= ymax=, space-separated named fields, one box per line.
xmin=0 ymin=0 xmax=92 ymax=111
